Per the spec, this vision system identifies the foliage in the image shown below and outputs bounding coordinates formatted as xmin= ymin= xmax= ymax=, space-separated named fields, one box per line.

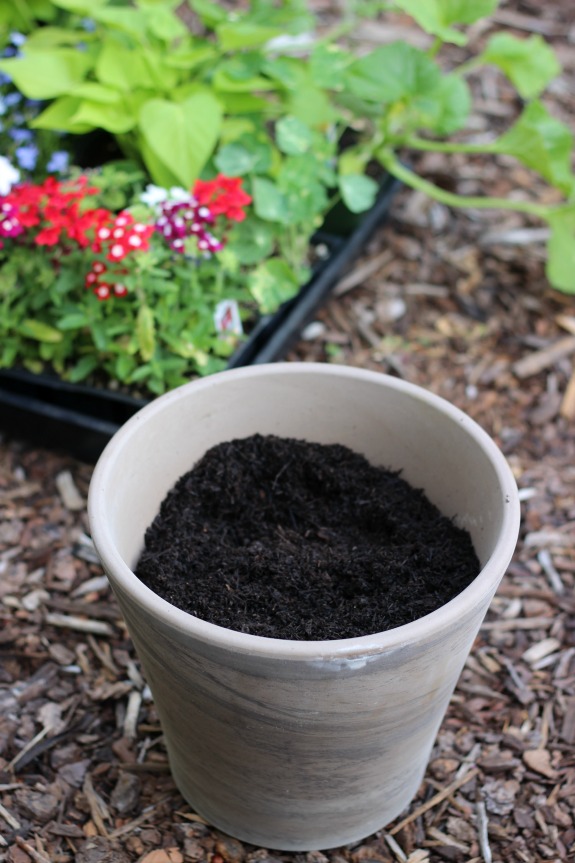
xmin=0 ymin=0 xmax=574 ymax=398
xmin=0 ymin=166 xmax=258 ymax=394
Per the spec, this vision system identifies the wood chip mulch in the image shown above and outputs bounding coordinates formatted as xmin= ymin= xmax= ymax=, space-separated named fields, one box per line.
xmin=1 ymin=2 xmax=574 ymax=861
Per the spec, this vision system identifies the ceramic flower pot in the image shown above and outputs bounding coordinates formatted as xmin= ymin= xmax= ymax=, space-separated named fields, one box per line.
xmin=88 ymin=363 xmax=520 ymax=851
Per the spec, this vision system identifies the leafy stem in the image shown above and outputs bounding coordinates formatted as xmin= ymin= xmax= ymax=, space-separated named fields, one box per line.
xmin=377 ymin=149 xmax=551 ymax=220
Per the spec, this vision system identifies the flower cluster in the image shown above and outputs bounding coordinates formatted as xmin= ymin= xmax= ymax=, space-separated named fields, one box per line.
xmin=194 ymin=175 xmax=252 ymax=222
xmin=0 ymin=167 xmax=252 ymax=300
xmin=0 ymin=174 xmax=103 ymax=248
xmin=146 ymin=174 xmax=252 ymax=256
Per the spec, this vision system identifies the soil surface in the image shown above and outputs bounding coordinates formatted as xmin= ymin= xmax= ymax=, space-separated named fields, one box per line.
xmin=135 ymin=434 xmax=479 ymax=640
xmin=1 ymin=2 xmax=574 ymax=862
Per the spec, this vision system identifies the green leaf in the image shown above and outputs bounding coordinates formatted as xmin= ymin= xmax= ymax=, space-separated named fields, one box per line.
xmin=57 ymin=312 xmax=90 ymax=330
xmin=71 ymin=97 xmax=136 ymax=134
xmin=216 ymin=22 xmax=283 ymax=51
xmin=493 ymin=101 xmax=575 ymax=197
xmin=417 ymin=73 xmax=471 ymax=135
xmin=344 ymin=42 xmax=440 ymax=103
xmin=479 ymin=33 xmax=561 ymax=99
xmin=546 ymin=206 xmax=575 ymax=293
xmin=68 ymin=355 xmax=99 ymax=383
xmin=138 ymin=93 xmax=223 ymax=187
xmin=136 ymin=305 xmax=156 ymax=362
xmin=18 ymin=320 xmax=63 ymax=344
xmin=214 ymin=143 xmax=259 ymax=176
xmin=310 ymin=43 xmax=350 ymax=90
xmin=250 ymin=258 xmax=300 ymax=313
xmin=228 ymin=219 xmax=275 ymax=265
xmin=31 ymin=97 xmax=93 ymax=134
xmin=0 ymin=49 xmax=92 ymax=99
xmin=338 ymin=174 xmax=379 ymax=214
xmin=393 ymin=0 xmax=499 ymax=45
xmin=252 ymin=177 xmax=289 ymax=223
xmin=96 ymin=39 xmax=155 ymax=91
xmin=276 ymin=116 xmax=313 ymax=155
xmin=188 ymin=0 xmax=228 ymax=27
xmin=141 ymin=4 xmax=188 ymax=42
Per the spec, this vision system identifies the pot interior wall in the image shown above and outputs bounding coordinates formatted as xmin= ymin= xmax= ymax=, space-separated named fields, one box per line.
xmin=102 ymin=368 xmax=505 ymax=572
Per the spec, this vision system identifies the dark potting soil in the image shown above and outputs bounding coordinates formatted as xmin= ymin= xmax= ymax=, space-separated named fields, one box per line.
xmin=135 ymin=434 xmax=480 ymax=640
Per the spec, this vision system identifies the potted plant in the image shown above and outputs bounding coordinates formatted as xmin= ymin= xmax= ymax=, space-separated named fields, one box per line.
xmin=88 ymin=363 xmax=520 ymax=851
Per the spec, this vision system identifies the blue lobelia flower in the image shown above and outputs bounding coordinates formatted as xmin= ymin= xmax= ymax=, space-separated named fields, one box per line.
xmin=46 ymin=150 xmax=70 ymax=174
xmin=15 ymin=143 xmax=39 ymax=170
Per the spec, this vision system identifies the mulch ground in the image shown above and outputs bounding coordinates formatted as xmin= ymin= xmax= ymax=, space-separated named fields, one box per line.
xmin=1 ymin=2 xmax=575 ymax=861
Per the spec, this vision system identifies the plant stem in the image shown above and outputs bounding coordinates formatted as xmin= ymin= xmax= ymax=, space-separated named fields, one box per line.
xmin=377 ymin=149 xmax=550 ymax=220
xmin=405 ymin=136 xmax=498 ymax=155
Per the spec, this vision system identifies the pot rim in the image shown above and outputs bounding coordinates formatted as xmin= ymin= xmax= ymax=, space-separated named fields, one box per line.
xmin=88 ymin=363 xmax=520 ymax=660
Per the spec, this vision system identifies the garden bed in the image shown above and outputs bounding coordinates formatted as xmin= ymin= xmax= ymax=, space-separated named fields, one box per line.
xmin=0 ymin=174 xmax=398 ymax=462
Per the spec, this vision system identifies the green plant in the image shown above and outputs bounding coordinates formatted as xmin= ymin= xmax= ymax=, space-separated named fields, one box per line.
xmin=1 ymin=0 xmax=574 ymax=293
xmin=0 ymin=165 xmax=264 ymax=394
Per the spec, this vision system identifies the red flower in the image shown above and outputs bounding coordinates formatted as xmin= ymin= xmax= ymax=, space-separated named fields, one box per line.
xmin=193 ymin=175 xmax=252 ymax=222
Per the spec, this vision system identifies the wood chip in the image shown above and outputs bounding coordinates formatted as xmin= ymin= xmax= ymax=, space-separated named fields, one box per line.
xmin=522 ymin=638 xmax=562 ymax=665
xmin=522 ymin=750 xmax=558 ymax=780
xmin=55 ymin=470 xmax=85 ymax=511
xmin=44 ymin=612 xmax=115 ymax=636
xmin=512 ymin=336 xmax=575 ymax=379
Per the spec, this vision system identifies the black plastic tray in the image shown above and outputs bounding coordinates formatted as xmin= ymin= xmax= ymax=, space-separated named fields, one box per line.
xmin=0 ymin=174 xmax=398 ymax=462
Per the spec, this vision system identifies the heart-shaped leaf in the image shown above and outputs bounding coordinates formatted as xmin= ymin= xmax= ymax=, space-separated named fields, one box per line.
xmin=139 ymin=93 xmax=223 ymax=187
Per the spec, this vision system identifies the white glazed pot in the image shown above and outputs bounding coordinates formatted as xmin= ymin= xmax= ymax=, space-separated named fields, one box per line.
xmin=88 ymin=363 xmax=520 ymax=851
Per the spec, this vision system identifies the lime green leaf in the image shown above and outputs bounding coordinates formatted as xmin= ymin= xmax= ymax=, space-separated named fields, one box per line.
xmin=479 ymin=33 xmax=561 ymax=99
xmin=276 ymin=116 xmax=313 ymax=155
xmin=493 ymin=101 xmax=575 ymax=197
xmin=252 ymin=177 xmax=289 ymax=223
xmin=51 ymin=0 xmax=107 ymax=11
xmin=71 ymin=82 xmax=122 ymax=104
xmin=19 ymin=320 xmax=63 ymax=344
xmin=250 ymin=259 xmax=300 ymax=313
xmin=136 ymin=305 xmax=156 ymax=362
xmin=546 ymin=206 xmax=575 ymax=293
xmin=95 ymin=39 xmax=156 ymax=91
xmin=71 ymin=97 xmax=136 ymax=134
xmin=90 ymin=6 xmax=147 ymax=40
xmin=0 ymin=50 xmax=92 ymax=99
xmin=345 ymin=42 xmax=440 ymax=103
xmin=393 ymin=0 xmax=498 ymax=45
xmin=338 ymin=174 xmax=379 ymax=214
xmin=25 ymin=26 xmax=94 ymax=48
xmin=31 ymin=97 xmax=93 ymax=134
xmin=216 ymin=22 xmax=283 ymax=51
xmin=188 ymin=0 xmax=228 ymax=27
xmin=141 ymin=4 xmax=188 ymax=42
xmin=139 ymin=93 xmax=223 ymax=187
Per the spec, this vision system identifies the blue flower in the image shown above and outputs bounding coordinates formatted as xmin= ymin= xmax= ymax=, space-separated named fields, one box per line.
xmin=9 ymin=127 xmax=33 ymax=143
xmin=4 ymin=92 xmax=22 ymax=109
xmin=46 ymin=150 xmax=70 ymax=174
xmin=15 ymin=143 xmax=39 ymax=170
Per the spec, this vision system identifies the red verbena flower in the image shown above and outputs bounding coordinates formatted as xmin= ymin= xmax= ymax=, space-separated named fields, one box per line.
xmin=193 ymin=175 xmax=252 ymax=222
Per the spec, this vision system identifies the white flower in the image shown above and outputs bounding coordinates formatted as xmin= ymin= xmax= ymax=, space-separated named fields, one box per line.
xmin=0 ymin=156 xmax=20 ymax=195
xmin=140 ymin=184 xmax=169 ymax=208
xmin=140 ymin=184 xmax=192 ymax=210
xmin=264 ymin=32 xmax=315 ymax=56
